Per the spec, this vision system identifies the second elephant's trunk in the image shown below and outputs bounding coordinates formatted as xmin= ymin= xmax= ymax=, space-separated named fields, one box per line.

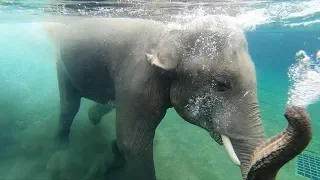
xmin=246 ymin=105 xmax=312 ymax=180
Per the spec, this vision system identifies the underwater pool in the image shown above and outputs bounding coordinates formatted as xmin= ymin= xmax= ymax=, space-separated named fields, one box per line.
xmin=0 ymin=0 xmax=319 ymax=180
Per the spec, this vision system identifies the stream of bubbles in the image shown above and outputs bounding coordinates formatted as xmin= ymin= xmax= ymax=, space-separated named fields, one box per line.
xmin=287 ymin=49 xmax=320 ymax=108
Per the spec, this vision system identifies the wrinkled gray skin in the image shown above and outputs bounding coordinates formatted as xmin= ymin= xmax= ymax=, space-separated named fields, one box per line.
xmin=247 ymin=105 xmax=312 ymax=180
xmin=47 ymin=17 xmax=270 ymax=180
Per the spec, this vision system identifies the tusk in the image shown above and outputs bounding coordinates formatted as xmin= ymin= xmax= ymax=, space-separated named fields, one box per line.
xmin=221 ymin=135 xmax=241 ymax=166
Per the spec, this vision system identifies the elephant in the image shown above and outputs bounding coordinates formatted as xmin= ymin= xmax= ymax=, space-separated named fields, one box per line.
xmin=42 ymin=16 xmax=312 ymax=180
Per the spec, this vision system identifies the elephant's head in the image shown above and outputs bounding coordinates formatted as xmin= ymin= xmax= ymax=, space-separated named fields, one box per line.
xmin=146 ymin=16 xmax=312 ymax=179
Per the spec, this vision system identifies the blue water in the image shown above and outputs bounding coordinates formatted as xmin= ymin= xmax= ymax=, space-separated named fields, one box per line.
xmin=0 ymin=0 xmax=320 ymax=180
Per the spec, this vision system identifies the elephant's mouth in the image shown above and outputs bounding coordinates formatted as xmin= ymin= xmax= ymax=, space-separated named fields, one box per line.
xmin=210 ymin=131 xmax=241 ymax=166
xmin=209 ymin=131 xmax=223 ymax=145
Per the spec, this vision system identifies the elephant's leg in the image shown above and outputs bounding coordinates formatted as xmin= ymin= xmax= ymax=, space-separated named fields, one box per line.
xmin=88 ymin=103 xmax=114 ymax=126
xmin=105 ymin=91 xmax=166 ymax=180
xmin=104 ymin=140 xmax=126 ymax=178
xmin=55 ymin=62 xmax=81 ymax=148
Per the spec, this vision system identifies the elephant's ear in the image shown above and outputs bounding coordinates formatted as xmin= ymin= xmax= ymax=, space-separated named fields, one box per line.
xmin=146 ymin=29 xmax=182 ymax=75
xmin=146 ymin=51 xmax=178 ymax=71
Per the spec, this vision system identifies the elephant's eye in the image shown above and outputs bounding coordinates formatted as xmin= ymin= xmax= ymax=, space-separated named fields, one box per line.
xmin=216 ymin=81 xmax=231 ymax=92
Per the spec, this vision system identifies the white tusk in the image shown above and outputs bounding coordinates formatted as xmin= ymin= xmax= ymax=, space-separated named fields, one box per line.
xmin=221 ymin=135 xmax=241 ymax=166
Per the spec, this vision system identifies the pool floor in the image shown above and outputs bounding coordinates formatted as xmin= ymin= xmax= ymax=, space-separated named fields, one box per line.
xmin=297 ymin=150 xmax=320 ymax=180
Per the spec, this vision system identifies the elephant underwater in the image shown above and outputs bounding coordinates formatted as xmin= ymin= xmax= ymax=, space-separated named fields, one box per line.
xmin=42 ymin=16 xmax=312 ymax=180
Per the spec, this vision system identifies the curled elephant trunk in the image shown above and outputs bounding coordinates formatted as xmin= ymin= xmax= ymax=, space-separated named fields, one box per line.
xmin=246 ymin=105 xmax=312 ymax=180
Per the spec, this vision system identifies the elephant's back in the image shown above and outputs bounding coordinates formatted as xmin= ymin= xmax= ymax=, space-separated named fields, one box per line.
xmin=57 ymin=18 xmax=167 ymax=103
xmin=58 ymin=25 xmax=116 ymax=103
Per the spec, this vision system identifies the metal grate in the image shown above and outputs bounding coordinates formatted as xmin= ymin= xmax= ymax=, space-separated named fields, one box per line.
xmin=297 ymin=150 xmax=320 ymax=180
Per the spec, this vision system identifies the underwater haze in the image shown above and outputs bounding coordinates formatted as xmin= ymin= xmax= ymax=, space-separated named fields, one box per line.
xmin=0 ymin=0 xmax=320 ymax=180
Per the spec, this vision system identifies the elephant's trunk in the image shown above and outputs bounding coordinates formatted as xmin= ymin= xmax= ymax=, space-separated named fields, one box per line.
xmin=246 ymin=105 xmax=312 ymax=180
xmin=231 ymin=133 xmax=265 ymax=180
xmin=228 ymin=103 xmax=266 ymax=179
